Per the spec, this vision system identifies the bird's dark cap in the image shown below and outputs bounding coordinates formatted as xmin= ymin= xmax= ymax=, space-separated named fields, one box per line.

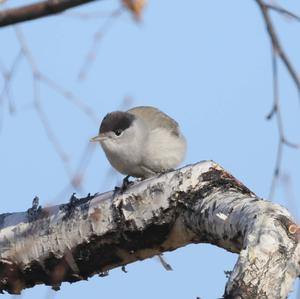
xmin=99 ymin=111 xmax=135 ymax=135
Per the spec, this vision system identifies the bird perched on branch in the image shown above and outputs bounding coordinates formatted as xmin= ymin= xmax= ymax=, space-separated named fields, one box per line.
xmin=91 ymin=106 xmax=185 ymax=271
xmin=91 ymin=106 xmax=186 ymax=189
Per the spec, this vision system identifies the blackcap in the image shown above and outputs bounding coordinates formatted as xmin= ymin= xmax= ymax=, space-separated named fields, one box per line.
xmin=91 ymin=106 xmax=186 ymax=180
xmin=91 ymin=106 xmax=185 ymax=271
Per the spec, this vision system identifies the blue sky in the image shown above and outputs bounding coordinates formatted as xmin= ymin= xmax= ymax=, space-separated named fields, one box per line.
xmin=0 ymin=0 xmax=300 ymax=298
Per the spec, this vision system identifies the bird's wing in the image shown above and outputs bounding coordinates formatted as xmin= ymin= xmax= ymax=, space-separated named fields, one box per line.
xmin=127 ymin=106 xmax=180 ymax=136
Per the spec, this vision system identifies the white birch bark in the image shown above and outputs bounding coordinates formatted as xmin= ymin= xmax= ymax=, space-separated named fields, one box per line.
xmin=0 ymin=161 xmax=299 ymax=298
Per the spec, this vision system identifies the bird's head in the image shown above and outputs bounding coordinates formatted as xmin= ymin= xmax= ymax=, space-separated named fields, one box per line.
xmin=90 ymin=111 xmax=147 ymax=153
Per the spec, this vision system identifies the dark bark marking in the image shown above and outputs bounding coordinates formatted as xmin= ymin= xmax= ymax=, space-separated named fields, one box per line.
xmin=201 ymin=168 xmax=254 ymax=197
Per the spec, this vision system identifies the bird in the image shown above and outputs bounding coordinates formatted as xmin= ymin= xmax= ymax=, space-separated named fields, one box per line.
xmin=90 ymin=106 xmax=186 ymax=185
xmin=91 ymin=106 xmax=185 ymax=271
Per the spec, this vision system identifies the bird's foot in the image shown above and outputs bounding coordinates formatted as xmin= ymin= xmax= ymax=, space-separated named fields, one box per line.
xmin=121 ymin=175 xmax=134 ymax=192
xmin=113 ymin=175 xmax=134 ymax=196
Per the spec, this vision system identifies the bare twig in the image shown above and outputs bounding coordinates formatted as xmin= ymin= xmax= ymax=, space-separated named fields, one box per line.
xmin=39 ymin=73 xmax=98 ymax=123
xmin=265 ymin=4 xmax=300 ymax=22
xmin=15 ymin=27 xmax=72 ymax=177
xmin=0 ymin=51 xmax=23 ymax=108
xmin=255 ymin=0 xmax=300 ymax=96
xmin=267 ymin=43 xmax=300 ymax=199
xmin=78 ymin=8 xmax=123 ymax=81
xmin=70 ymin=142 xmax=96 ymax=189
xmin=280 ymin=173 xmax=299 ymax=221
xmin=269 ymin=139 xmax=283 ymax=200
xmin=256 ymin=1 xmax=300 ymax=199
xmin=15 ymin=27 xmax=98 ymax=122
xmin=14 ymin=27 xmax=38 ymax=73
xmin=0 ymin=0 xmax=102 ymax=27
xmin=272 ymin=49 xmax=293 ymax=198
xmin=13 ymin=26 xmax=101 ymax=188
xmin=0 ymin=51 xmax=23 ymax=132
xmin=268 ymin=49 xmax=279 ymax=200
xmin=33 ymin=77 xmax=72 ymax=176
xmin=77 ymin=0 xmax=147 ymax=80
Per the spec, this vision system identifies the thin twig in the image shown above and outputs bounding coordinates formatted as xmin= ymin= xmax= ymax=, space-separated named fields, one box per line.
xmin=53 ymin=143 xmax=96 ymax=202
xmin=14 ymin=26 xmax=101 ymax=186
xmin=78 ymin=8 xmax=123 ymax=81
xmin=280 ymin=173 xmax=299 ymax=221
xmin=0 ymin=50 xmax=23 ymax=106
xmin=255 ymin=0 xmax=300 ymax=97
xmin=14 ymin=27 xmax=38 ymax=74
xmin=256 ymin=1 xmax=300 ymax=199
xmin=268 ymin=49 xmax=281 ymax=199
xmin=269 ymin=139 xmax=282 ymax=199
xmin=70 ymin=142 xmax=96 ymax=189
xmin=265 ymin=4 xmax=300 ymax=22
xmin=39 ymin=73 xmax=98 ymax=123
xmin=5 ymin=26 xmax=103 ymax=204
xmin=15 ymin=26 xmax=98 ymax=122
xmin=0 ymin=51 xmax=23 ymax=132
xmin=15 ymin=26 xmax=72 ymax=177
xmin=256 ymin=1 xmax=300 ymax=292
xmin=269 ymin=50 xmax=300 ymax=150
xmin=268 ymin=43 xmax=300 ymax=199
xmin=33 ymin=76 xmax=72 ymax=177
xmin=17 ymin=28 xmax=98 ymax=121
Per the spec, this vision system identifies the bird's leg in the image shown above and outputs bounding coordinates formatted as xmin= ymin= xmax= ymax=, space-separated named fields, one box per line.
xmin=113 ymin=175 xmax=134 ymax=196
xmin=120 ymin=175 xmax=134 ymax=192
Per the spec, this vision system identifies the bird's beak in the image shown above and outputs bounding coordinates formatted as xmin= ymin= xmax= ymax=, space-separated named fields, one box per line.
xmin=90 ymin=133 xmax=106 ymax=142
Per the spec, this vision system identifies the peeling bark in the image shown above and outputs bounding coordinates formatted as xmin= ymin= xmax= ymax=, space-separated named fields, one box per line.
xmin=0 ymin=161 xmax=299 ymax=298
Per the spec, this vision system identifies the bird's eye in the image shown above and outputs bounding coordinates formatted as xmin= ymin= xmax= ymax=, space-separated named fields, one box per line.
xmin=114 ymin=129 xmax=122 ymax=136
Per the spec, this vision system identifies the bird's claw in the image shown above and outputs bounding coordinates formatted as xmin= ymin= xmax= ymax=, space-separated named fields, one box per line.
xmin=121 ymin=175 xmax=134 ymax=191
xmin=113 ymin=176 xmax=134 ymax=196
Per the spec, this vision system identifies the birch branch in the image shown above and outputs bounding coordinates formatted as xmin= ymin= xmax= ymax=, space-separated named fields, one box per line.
xmin=0 ymin=161 xmax=299 ymax=298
